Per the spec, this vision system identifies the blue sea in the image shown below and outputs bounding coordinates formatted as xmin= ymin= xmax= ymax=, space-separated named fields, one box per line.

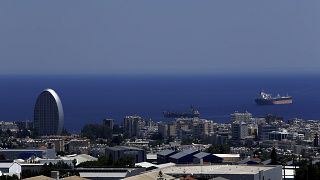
xmin=0 ymin=74 xmax=319 ymax=133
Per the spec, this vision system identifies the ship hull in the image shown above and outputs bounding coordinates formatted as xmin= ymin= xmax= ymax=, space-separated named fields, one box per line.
xmin=163 ymin=113 xmax=200 ymax=118
xmin=255 ymin=98 xmax=293 ymax=105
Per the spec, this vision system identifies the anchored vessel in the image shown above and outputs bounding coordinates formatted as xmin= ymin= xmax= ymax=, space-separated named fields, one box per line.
xmin=255 ymin=91 xmax=293 ymax=105
xmin=163 ymin=106 xmax=200 ymax=118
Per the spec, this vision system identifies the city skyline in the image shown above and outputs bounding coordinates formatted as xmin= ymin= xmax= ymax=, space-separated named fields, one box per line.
xmin=0 ymin=1 xmax=318 ymax=179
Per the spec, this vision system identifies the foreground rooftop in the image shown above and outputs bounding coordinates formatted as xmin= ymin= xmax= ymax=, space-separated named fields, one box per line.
xmin=161 ymin=164 xmax=278 ymax=175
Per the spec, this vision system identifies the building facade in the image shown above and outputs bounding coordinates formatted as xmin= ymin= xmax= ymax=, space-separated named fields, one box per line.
xmin=103 ymin=119 xmax=114 ymax=130
xmin=231 ymin=111 xmax=252 ymax=123
xmin=105 ymin=146 xmax=146 ymax=163
xmin=232 ymin=122 xmax=248 ymax=140
xmin=124 ymin=115 xmax=143 ymax=137
xmin=34 ymin=89 xmax=64 ymax=136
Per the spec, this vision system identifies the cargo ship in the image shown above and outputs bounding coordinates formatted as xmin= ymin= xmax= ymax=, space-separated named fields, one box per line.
xmin=255 ymin=91 xmax=293 ymax=105
xmin=163 ymin=106 xmax=200 ymax=118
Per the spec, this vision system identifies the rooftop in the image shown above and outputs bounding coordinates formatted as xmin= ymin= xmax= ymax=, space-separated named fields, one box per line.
xmin=123 ymin=170 xmax=174 ymax=180
xmin=61 ymin=154 xmax=98 ymax=165
xmin=170 ymin=149 xmax=198 ymax=159
xmin=135 ymin=162 xmax=157 ymax=168
xmin=60 ymin=176 xmax=89 ymax=180
xmin=161 ymin=165 xmax=279 ymax=175
xmin=193 ymin=152 xmax=212 ymax=159
xmin=157 ymin=149 xmax=175 ymax=156
xmin=23 ymin=175 xmax=54 ymax=180
xmin=106 ymin=146 xmax=143 ymax=151
xmin=213 ymin=154 xmax=240 ymax=158
xmin=0 ymin=149 xmax=45 ymax=152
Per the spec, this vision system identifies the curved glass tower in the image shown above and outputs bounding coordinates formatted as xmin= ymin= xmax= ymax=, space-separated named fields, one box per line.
xmin=34 ymin=89 xmax=64 ymax=136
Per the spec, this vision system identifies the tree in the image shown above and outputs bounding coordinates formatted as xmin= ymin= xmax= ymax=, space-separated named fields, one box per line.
xmin=72 ymin=159 xmax=77 ymax=168
xmin=77 ymin=155 xmax=134 ymax=168
xmin=113 ymin=124 xmax=124 ymax=134
xmin=109 ymin=135 xmax=124 ymax=146
xmin=21 ymin=169 xmax=40 ymax=179
xmin=56 ymin=151 xmax=66 ymax=156
xmin=113 ymin=156 xmax=135 ymax=167
xmin=38 ymin=161 xmax=73 ymax=177
xmin=181 ymin=138 xmax=193 ymax=145
xmin=17 ymin=129 xmax=31 ymax=138
xmin=0 ymin=154 xmax=6 ymax=160
xmin=0 ymin=174 xmax=19 ymax=180
xmin=157 ymin=171 xmax=164 ymax=180
xmin=81 ymin=124 xmax=112 ymax=140
xmin=167 ymin=136 xmax=175 ymax=143
xmin=205 ymin=144 xmax=230 ymax=154
xmin=295 ymin=161 xmax=320 ymax=180
xmin=270 ymin=147 xmax=277 ymax=165
xmin=6 ymin=129 xmax=12 ymax=137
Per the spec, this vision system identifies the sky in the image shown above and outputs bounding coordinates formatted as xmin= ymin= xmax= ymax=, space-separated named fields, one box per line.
xmin=0 ymin=1 xmax=319 ymax=75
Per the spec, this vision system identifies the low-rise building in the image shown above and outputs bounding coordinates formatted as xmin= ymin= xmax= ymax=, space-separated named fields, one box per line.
xmin=65 ymin=139 xmax=90 ymax=154
xmin=269 ymin=130 xmax=289 ymax=141
xmin=0 ymin=162 xmax=21 ymax=178
xmin=76 ymin=167 xmax=145 ymax=180
xmin=160 ymin=164 xmax=282 ymax=180
xmin=105 ymin=146 xmax=146 ymax=163
xmin=212 ymin=154 xmax=241 ymax=163
xmin=168 ymin=149 xmax=199 ymax=164
xmin=0 ymin=149 xmax=51 ymax=160
xmin=193 ymin=152 xmax=222 ymax=164
xmin=157 ymin=150 xmax=176 ymax=164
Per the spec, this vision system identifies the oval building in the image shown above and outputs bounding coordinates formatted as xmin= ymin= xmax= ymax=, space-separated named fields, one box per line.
xmin=34 ymin=89 xmax=64 ymax=136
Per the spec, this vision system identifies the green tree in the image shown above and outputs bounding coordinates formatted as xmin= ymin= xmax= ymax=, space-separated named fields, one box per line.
xmin=205 ymin=144 xmax=230 ymax=154
xmin=81 ymin=124 xmax=112 ymax=140
xmin=0 ymin=174 xmax=19 ymax=180
xmin=21 ymin=169 xmax=40 ymax=179
xmin=270 ymin=147 xmax=277 ymax=165
xmin=295 ymin=161 xmax=320 ymax=180
xmin=0 ymin=154 xmax=6 ymax=160
xmin=78 ymin=155 xmax=134 ymax=168
xmin=109 ymin=135 xmax=124 ymax=146
xmin=56 ymin=151 xmax=66 ymax=156
xmin=72 ymin=159 xmax=77 ymax=168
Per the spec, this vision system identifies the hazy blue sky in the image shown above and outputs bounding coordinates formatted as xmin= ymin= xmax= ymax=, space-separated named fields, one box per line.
xmin=0 ymin=1 xmax=319 ymax=75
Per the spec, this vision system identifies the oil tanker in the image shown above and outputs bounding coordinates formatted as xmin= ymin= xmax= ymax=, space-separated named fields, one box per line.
xmin=163 ymin=106 xmax=200 ymax=118
xmin=255 ymin=91 xmax=293 ymax=105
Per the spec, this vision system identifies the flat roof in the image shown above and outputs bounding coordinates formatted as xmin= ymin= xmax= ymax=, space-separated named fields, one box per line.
xmin=60 ymin=176 xmax=89 ymax=180
xmin=156 ymin=163 xmax=176 ymax=169
xmin=213 ymin=154 xmax=240 ymax=158
xmin=170 ymin=149 xmax=198 ymax=159
xmin=106 ymin=146 xmax=143 ymax=151
xmin=0 ymin=162 xmax=16 ymax=168
xmin=161 ymin=165 xmax=278 ymax=175
xmin=157 ymin=149 xmax=175 ymax=156
xmin=123 ymin=171 xmax=174 ymax=180
xmin=193 ymin=152 xmax=212 ymax=159
xmin=146 ymin=154 xmax=157 ymax=160
xmin=0 ymin=149 xmax=45 ymax=152
xmin=23 ymin=175 xmax=54 ymax=180
xmin=135 ymin=162 xmax=157 ymax=168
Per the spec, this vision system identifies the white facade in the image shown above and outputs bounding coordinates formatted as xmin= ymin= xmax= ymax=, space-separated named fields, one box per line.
xmin=0 ymin=162 xmax=21 ymax=178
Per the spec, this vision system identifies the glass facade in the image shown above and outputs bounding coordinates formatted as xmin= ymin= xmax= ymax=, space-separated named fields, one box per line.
xmin=34 ymin=89 xmax=64 ymax=136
